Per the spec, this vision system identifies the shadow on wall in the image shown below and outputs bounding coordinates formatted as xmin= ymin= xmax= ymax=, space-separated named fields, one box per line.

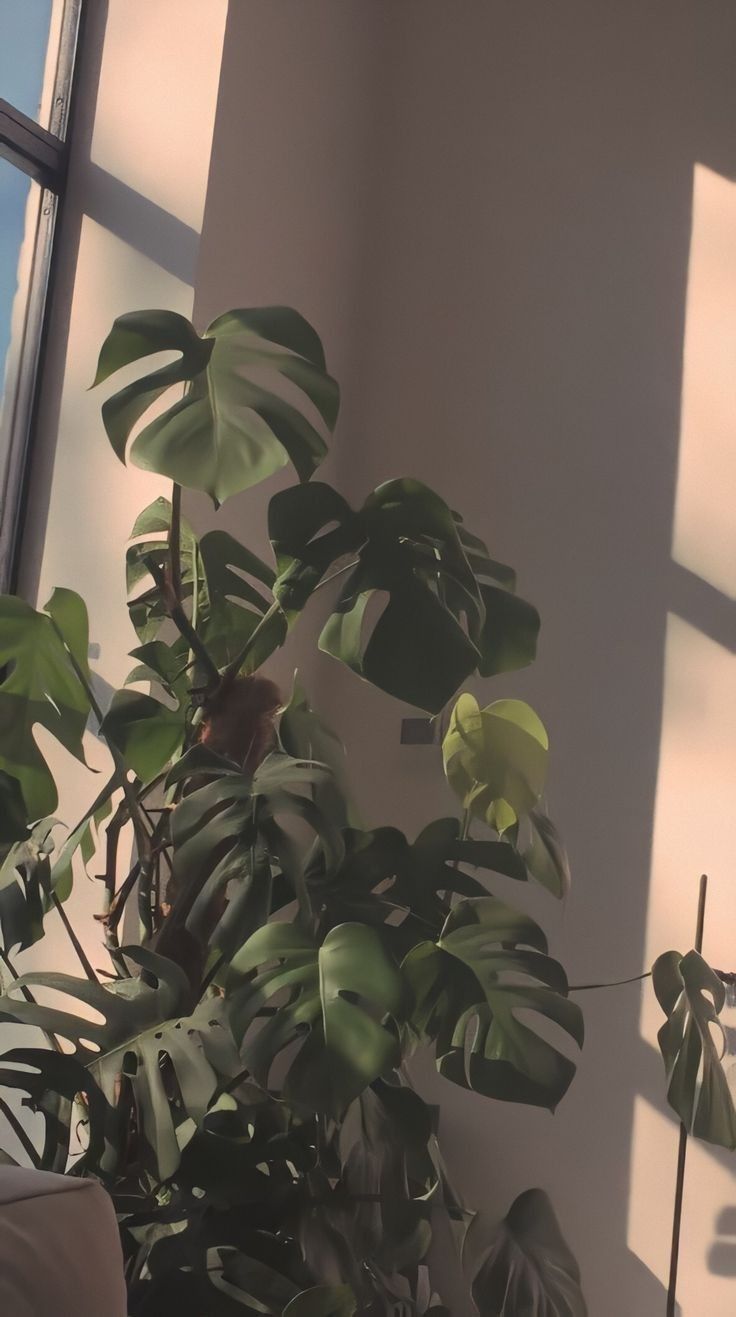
xmin=192 ymin=2 xmax=736 ymax=1312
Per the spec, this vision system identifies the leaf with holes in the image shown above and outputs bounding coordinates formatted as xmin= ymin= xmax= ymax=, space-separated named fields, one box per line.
xmin=0 ymin=950 xmax=243 ymax=1180
xmin=466 ymin=1188 xmax=587 ymax=1316
xmin=403 ymin=897 xmax=583 ymax=1110
xmin=653 ymin=949 xmax=736 ymax=1149
xmin=93 ymin=307 xmax=339 ymax=503
xmin=227 ymin=922 xmax=408 ymax=1117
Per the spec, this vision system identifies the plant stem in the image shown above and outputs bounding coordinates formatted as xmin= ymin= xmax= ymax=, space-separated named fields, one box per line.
xmin=666 ymin=873 xmax=708 ymax=1317
xmin=168 ymin=481 xmax=183 ymax=605
xmin=569 ymin=971 xmax=652 ymax=992
xmin=220 ymin=599 xmax=282 ymax=686
xmin=145 ymin=556 xmax=219 ymax=688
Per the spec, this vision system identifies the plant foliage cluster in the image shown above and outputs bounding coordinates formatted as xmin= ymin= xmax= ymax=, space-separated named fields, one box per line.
xmin=0 ymin=307 xmax=731 ymax=1315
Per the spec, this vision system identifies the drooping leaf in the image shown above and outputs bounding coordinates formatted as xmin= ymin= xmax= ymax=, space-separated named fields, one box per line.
xmin=227 ymin=922 xmax=408 ymax=1117
xmin=520 ymin=809 xmax=571 ymax=899
xmin=100 ymin=688 xmax=186 ymax=783
xmin=93 ymin=307 xmax=339 ymax=504
xmin=466 ymin=1188 xmax=587 ymax=1316
xmin=443 ymin=694 xmax=548 ymax=833
xmin=0 ymin=593 xmax=91 ymax=817
xmin=403 ymin=897 xmax=583 ymax=1110
xmin=653 ymin=948 xmax=736 ymax=1149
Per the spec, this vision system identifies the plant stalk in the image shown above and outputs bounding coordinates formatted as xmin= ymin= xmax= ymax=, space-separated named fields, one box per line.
xmin=666 ymin=873 xmax=708 ymax=1317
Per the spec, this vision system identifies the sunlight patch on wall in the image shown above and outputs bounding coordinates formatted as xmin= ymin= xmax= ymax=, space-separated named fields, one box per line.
xmin=673 ymin=165 xmax=736 ymax=599
xmin=643 ymin=613 xmax=736 ymax=994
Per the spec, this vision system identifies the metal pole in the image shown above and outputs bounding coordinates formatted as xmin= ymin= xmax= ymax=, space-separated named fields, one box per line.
xmin=666 ymin=874 xmax=708 ymax=1316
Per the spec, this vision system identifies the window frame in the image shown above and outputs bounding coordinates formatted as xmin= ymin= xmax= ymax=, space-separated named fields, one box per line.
xmin=0 ymin=0 xmax=84 ymax=591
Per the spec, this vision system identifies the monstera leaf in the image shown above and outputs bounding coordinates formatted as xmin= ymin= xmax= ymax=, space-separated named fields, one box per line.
xmin=443 ymin=694 xmax=548 ymax=835
xmin=0 ymin=590 xmax=92 ymax=818
xmin=269 ymin=479 xmax=539 ymax=713
xmin=198 ymin=529 xmax=276 ymax=667
xmin=227 ymin=922 xmax=408 ymax=1116
xmin=0 ymin=949 xmax=242 ymax=1179
xmin=93 ymin=307 xmax=339 ymax=503
xmin=305 ymin=816 xmax=527 ymax=953
xmin=403 ymin=898 xmax=583 ymax=1110
xmin=653 ymin=949 xmax=736 ymax=1149
xmin=466 ymin=1189 xmax=587 ymax=1316
xmin=167 ymin=750 xmax=343 ymax=958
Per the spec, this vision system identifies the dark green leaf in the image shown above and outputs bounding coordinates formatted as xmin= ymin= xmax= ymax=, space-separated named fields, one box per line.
xmin=403 ymin=897 xmax=583 ymax=1110
xmin=0 ymin=771 xmax=28 ymax=843
xmin=653 ymin=949 xmax=736 ymax=1149
xmin=466 ymin=1188 xmax=587 ymax=1316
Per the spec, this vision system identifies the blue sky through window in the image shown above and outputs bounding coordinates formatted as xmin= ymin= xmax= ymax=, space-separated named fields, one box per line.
xmin=0 ymin=1 xmax=53 ymax=403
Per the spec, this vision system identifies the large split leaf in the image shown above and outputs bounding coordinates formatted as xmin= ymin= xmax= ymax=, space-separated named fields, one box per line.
xmin=306 ymin=817 xmax=527 ymax=954
xmin=653 ymin=949 xmax=736 ymax=1149
xmin=403 ymin=897 xmax=583 ymax=1110
xmin=198 ymin=528 xmax=276 ymax=667
xmin=227 ymin=922 xmax=408 ymax=1116
xmin=443 ymin=693 xmax=548 ymax=834
xmin=466 ymin=1188 xmax=587 ymax=1316
xmin=0 ymin=591 xmax=91 ymax=817
xmin=0 ymin=949 xmax=242 ymax=1180
xmin=93 ymin=307 xmax=339 ymax=503
xmin=269 ymin=480 xmax=539 ymax=713
xmin=167 ymin=749 xmax=342 ymax=960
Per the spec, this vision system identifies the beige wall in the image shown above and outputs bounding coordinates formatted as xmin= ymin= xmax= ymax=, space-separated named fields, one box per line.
xmin=194 ymin=3 xmax=736 ymax=1313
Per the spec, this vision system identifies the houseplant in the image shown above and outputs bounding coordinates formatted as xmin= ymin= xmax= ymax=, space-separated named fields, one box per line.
xmin=0 ymin=306 xmax=730 ymax=1314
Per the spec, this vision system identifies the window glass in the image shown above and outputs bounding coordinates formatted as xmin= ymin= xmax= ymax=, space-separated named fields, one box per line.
xmin=0 ymin=158 xmax=37 ymax=420
xmin=0 ymin=0 xmax=55 ymax=124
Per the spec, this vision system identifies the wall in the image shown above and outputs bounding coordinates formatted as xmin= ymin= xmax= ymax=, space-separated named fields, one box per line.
xmin=193 ymin=3 xmax=736 ymax=1314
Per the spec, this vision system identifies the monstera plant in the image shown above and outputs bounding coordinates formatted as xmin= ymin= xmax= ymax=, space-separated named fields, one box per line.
xmin=0 ymin=306 xmax=729 ymax=1315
